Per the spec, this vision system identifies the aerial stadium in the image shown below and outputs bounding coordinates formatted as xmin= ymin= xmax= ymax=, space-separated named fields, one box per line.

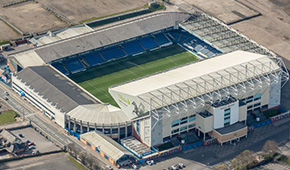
xmin=4 ymin=10 xmax=289 ymax=165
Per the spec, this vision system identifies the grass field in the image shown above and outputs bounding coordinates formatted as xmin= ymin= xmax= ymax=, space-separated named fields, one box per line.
xmin=76 ymin=45 xmax=198 ymax=106
xmin=0 ymin=110 xmax=19 ymax=125
xmin=68 ymin=155 xmax=87 ymax=170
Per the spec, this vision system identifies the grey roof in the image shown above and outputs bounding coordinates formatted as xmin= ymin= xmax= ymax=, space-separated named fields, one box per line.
xmin=81 ymin=131 xmax=132 ymax=162
xmin=10 ymin=12 xmax=190 ymax=64
xmin=0 ymin=129 xmax=20 ymax=143
xmin=16 ymin=65 xmax=99 ymax=112
xmin=215 ymin=122 xmax=246 ymax=135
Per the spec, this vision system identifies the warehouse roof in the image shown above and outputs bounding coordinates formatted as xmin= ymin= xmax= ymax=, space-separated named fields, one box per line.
xmin=80 ymin=131 xmax=132 ymax=162
xmin=9 ymin=12 xmax=190 ymax=66
xmin=16 ymin=65 xmax=99 ymax=113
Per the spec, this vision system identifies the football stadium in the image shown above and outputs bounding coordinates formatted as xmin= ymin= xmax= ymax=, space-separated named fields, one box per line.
xmin=4 ymin=11 xmax=289 ymax=165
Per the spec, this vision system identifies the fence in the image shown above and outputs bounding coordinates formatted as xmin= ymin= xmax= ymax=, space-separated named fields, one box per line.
xmin=182 ymin=141 xmax=203 ymax=151
xmin=251 ymin=119 xmax=271 ymax=129
xmin=271 ymin=111 xmax=290 ymax=123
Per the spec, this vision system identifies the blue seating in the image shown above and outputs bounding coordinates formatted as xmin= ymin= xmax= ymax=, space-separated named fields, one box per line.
xmin=167 ymin=30 xmax=181 ymax=42
xmin=52 ymin=63 xmax=68 ymax=75
xmin=154 ymin=33 xmax=170 ymax=45
xmin=139 ymin=37 xmax=159 ymax=49
xmin=123 ymin=41 xmax=144 ymax=54
xmin=100 ymin=46 xmax=126 ymax=60
xmin=178 ymin=32 xmax=191 ymax=42
xmin=207 ymin=52 xmax=215 ymax=57
xmin=65 ymin=58 xmax=85 ymax=73
xmin=200 ymin=48 xmax=210 ymax=55
xmin=83 ymin=51 xmax=105 ymax=66
xmin=194 ymin=44 xmax=204 ymax=52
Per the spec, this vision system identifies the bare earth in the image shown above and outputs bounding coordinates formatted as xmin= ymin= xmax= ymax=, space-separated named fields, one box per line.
xmin=37 ymin=0 xmax=150 ymax=23
xmin=0 ymin=153 xmax=78 ymax=170
xmin=183 ymin=0 xmax=259 ymax=24
xmin=0 ymin=20 xmax=19 ymax=41
xmin=0 ymin=2 xmax=66 ymax=35
xmin=176 ymin=0 xmax=290 ymax=69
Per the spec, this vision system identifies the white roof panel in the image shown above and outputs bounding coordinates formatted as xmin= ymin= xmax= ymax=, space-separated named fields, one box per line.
xmin=110 ymin=51 xmax=280 ymax=96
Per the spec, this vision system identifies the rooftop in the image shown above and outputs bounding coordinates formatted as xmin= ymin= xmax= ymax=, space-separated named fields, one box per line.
xmin=110 ymin=51 xmax=279 ymax=97
xmin=80 ymin=131 xmax=132 ymax=162
xmin=215 ymin=122 xmax=246 ymax=135
xmin=9 ymin=12 xmax=190 ymax=68
xmin=16 ymin=65 xmax=99 ymax=113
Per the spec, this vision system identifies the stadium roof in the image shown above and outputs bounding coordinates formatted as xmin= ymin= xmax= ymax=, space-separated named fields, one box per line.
xmin=9 ymin=12 xmax=190 ymax=67
xmin=67 ymin=104 xmax=129 ymax=125
xmin=80 ymin=131 xmax=132 ymax=162
xmin=16 ymin=65 xmax=99 ymax=113
xmin=110 ymin=51 xmax=281 ymax=109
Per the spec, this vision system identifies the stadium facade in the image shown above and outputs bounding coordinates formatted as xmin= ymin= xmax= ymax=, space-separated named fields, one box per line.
xmin=5 ymin=11 xmax=289 ymax=152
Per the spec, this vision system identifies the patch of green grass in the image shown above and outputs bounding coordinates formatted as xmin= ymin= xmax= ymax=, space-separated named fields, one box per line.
xmin=0 ymin=40 xmax=9 ymax=46
xmin=77 ymin=45 xmax=198 ymax=106
xmin=157 ymin=142 xmax=174 ymax=151
xmin=80 ymin=6 xmax=148 ymax=24
xmin=68 ymin=155 xmax=87 ymax=170
xmin=263 ymin=109 xmax=281 ymax=118
xmin=0 ymin=110 xmax=18 ymax=125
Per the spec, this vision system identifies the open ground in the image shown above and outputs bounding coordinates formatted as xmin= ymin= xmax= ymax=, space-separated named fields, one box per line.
xmin=36 ymin=0 xmax=149 ymax=23
xmin=0 ymin=152 xmax=79 ymax=170
xmin=174 ymin=0 xmax=290 ymax=69
xmin=0 ymin=20 xmax=19 ymax=41
xmin=76 ymin=45 xmax=198 ymax=106
xmin=0 ymin=2 xmax=66 ymax=35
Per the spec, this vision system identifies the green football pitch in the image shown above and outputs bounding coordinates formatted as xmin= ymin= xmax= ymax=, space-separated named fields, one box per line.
xmin=72 ymin=44 xmax=198 ymax=106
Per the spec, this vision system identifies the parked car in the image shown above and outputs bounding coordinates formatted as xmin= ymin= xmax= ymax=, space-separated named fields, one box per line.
xmin=171 ymin=165 xmax=179 ymax=170
xmin=146 ymin=160 xmax=153 ymax=166
xmin=106 ymin=165 xmax=113 ymax=170
xmin=19 ymin=134 xmax=24 ymax=138
xmin=28 ymin=142 xmax=35 ymax=146
xmin=132 ymin=164 xmax=138 ymax=169
xmin=179 ymin=163 xmax=185 ymax=168
xmin=28 ymin=146 xmax=35 ymax=150
xmin=4 ymin=91 xmax=9 ymax=96
xmin=36 ymin=150 xmax=40 ymax=154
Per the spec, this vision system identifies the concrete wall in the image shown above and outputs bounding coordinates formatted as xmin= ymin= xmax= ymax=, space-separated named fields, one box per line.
xmin=212 ymin=126 xmax=248 ymax=144
xmin=196 ymin=113 xmax=213 ymax=133
xmin=109 ymin=90 xmax=147 ymax=120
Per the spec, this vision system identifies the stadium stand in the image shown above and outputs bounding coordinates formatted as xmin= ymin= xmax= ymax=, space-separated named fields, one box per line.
xmin=123 ymin=40 xmax=145 ymax=54
xmin=82 ymin=51 xmax=106 ymax=66
xmin=51 ymin=62 xmax=69 ymax=75
xmin=99 ymin=46 xmax=127 ymax=61
xmin=154 ymin=33 xmax=171 ymax=45
xmin=138 ymin=37 xmax=159 ymax=49
xmin=64 ymin=58 xmax=85 ymax=74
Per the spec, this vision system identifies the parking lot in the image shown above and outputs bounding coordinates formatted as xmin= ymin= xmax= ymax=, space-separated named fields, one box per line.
xmin=138 ymin=155 xmax=209 ymax=170
xmin=10 ymin=127 xmax=60 ymax=154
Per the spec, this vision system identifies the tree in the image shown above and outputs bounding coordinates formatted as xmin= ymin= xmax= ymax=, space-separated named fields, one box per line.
xmin=263 ymin=140 xmax=279 ymax=156
xmin=213 ymin=164 xmax=228 ymax=170
xmin=231 ymin=150 xmax=256 ymax=170
xmin=79 ymin=151 xmax=87 ymax=165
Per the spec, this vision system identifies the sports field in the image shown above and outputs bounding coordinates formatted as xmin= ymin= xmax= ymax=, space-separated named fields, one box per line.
xmin=76 ymin=45 xmax=198 ymax=106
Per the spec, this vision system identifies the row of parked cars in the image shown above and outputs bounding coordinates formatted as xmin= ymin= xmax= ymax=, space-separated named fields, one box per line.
xmin=168 ymin=163 xmax=185 ymax=170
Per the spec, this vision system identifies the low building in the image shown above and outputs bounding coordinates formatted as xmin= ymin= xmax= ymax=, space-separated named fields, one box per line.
xmin=80 ymin=131 xmax=133 ymax=166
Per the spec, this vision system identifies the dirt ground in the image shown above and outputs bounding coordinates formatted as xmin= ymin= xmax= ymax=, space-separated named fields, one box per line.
xmin=0 ymin=152 xmax=78 ymax=170
xmin=182 ymin=0 xmax=259 ymax=24
xmin=0 ymin=20 xmax=19 ymax=41
xmin=37 ymin=0 xmax=150 ymax=23
xmin=0 ymin=2 xmax=66 ymax=36
xmin=174 ymin=0 xmax=290 ymax=70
